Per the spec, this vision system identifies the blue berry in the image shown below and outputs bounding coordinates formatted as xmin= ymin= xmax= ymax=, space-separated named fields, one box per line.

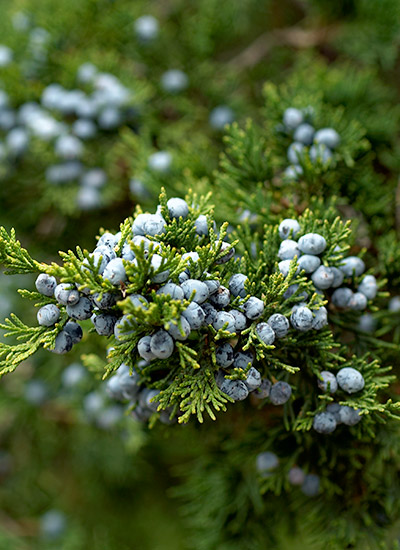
xmin=256 ymin=452 xmax=279 ymax=476
xmin=339 ymin=406 xmax=361 ymax=426
xmin=167 ymin=316 xmax=191 ymax=341
xmin=290 ymin=306 xmax=313 ymax=331
xmin=215 ymin=343 xmax=234 ymax=367
xmin=92 ymin=313 xmax=118 ymax=336
xmin=217 ymin=376 xmax=248 ymax=401
xmin=204 ymin=279 xmax=220 ymax=295
xmin=270 ymin=381 xmax=292 ymax=405
xmin=148 ymin=151 xmax=172 ymax=173
xmin=288 ymin=466 xmax=305 ymax=486
xmin=150 ymin=254 xmax=170 ymax=283
xmin=54 ymin=283 xmax=80 ymax=306
xmin=157 ymin=283 xmax=184 ymax=301
xmin=348 ymin=292 xmax=367 ymax=311
xmin=256 ymin=322 xmax=275 ymax=345
xmin=161 ymin=70 xmax=189 ymax=94
xmin=233 ymin=350 xmax=254 ymax=369
xmin=209 ymin=106 xmax=234 ymax=130
xmin=194 ymin=215 xmax=209 ymax=236
xmin=301 ymin=474 xmax=320 ymax=497
xmin=181 ymin=279 xmax=209 ymax=304
xmin=61 ymin=363 xmax=87 ymax=388
xmin=114 ymin=315 xmax=136 ymax=341
xmin=106 ymin=375 xmax=124 ymax=400
xmin=150 ymin=330 xmax=174 ymax=359
xmin=267 ymin=314 xmax=289 ymax=338
xmin=389 ymin=296 xmax=400 ymax=312
xmin=138 ymin=335 xmax=156 ymax=361
xmin=93 ymin=292 xmax=118 ymax=309
xmin=213 ymin=311 xmax=236 ymax=333
xmin=311 ymin=266 xmax=334 ymax=289
xmin=35 ymin=273 xmax=57 ymax=297
xmin=317 ymin=371 xmax=337 ymax=393
xmin=278 ymin=239 xmax=300 ymax=260
xmin=339 ymin=256 xmax=365 ymax=277
xmin=66 ymin=297 xmax=93 ymax=320
xmin=358 ymin=313 xmax=377 ymax=333
xmin=64 ymin=320 xmax=82 ymax=344
xmin=215 ymin=241 xmax=235 ymax=264
xmin=312 ymin=306 xmax=328 ymax=330
xmin=202 ymin=303 xmax=218 ymax=325
xmin=244 ymin=367 xmax=262 ymax=391
xmin=330 ymin=266 xmax=344 ymax=288
xmin=278 ymin=219 xmax=301 ymax=240
xmin=309 ymin=144 xmax=332 ymax=164
xmin=143 ymin=214 xmax=166 ymax=237
xmin=25 ymin=380 xmax=48 ymax=405
xmin=283 ymin=107 xmax=303 ymax=129
xmin=229 ymin=273 xmax=248 ymax=298
xmin=332 ymin=287 xmax=353 ymax=308
xmin=37 ymin=304 xmax=60 ymax=326
xmin=298 ymin=254 xmax=321 ymax=274
xmin=287 ymin=142 xmax=305 ymax=164
xmin=230 ymin=309 xmax=247 ymax=331
xmin=254 ymin=379 xmax=272 ymax=399
xmin=293 ymin=123 xmax=314 ymax=145
xmin=51 ymin=331 xmax=73 ymax=354
xmin=284 ymin=165 xmax=303 ymax=180
xmin=314 ymin=128 xmax=340 ymax=149
xmin=336 ymin=367 xmax=365 ymax=394
xmin=358 ymin=275 xmax=377 ymax=300
xmin=326 ymin=403 xmax=342 ymax=423
xmin=182 ymin=302 xmax=205 ymax=330
xmin=134 ymin=15 xmax=159 ymax=42
xmin=278 ymin=259 xmax=299 ymax=277
xmin=40 ymin=510 xmax=66 ymax=540
xmin=209 ymin=286 xmax=230 ymax=309
xmin=242 ymin=296 xmax=264 ymax=320
xmin=167 ymin=197 xmax=189 ymax=219
xmin=298 ymin=233 xmax=327 ymax=255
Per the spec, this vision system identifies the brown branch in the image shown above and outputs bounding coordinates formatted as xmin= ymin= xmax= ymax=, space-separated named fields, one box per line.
xmin=228 ymin=25 xmax=339 ymax=70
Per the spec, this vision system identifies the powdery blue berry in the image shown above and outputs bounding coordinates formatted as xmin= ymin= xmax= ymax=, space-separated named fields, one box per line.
xmin=209 ymin=106 xmax=234 ymax=130
xmin=330 ymin=266 xmax=344 ymax=288
xmin=301 ymin=474 xmax=320 ymax=497
xmin=37 ymin=304 xmax=60 ymax=326
xmin=254 ymin=379 xmax=272 ymax=399
xmin=51 ymin=331 xmax=73 ymax=354
xmin=35 ymin=273 xmax=57 ymax=297
xmin=309 ymin=143 xmax=332 ymax=164
xmin=332 ymin=287 xmax=353 ymax=308
xmin=40 ymin=510 xmax=66 ymax=540
xmin=194 ymin=215 xmax=208 ymax=236
xmin=102 ymin=258 xmax=127 ymax=285
xmin=339 ymin=406 xmax=362 ymax=426
xmin=114 ymin=315 xmax=136 ymax=341
xmin=209 ymin=286 xmax=230 ymax=309
xmin=66 ymin=297 xmax=93 ymax=320
xmin=326 ymin=403 xmax=342 ymax=423
xmin=229 ymin=273 xmax=248 ymax=298
xmin=311 ymin=266 xmax=334 ymax=289
xmin=138 ymin=335 xmax=156 ymax=361
xmin=267 ymin=314 xmax=289 ymax=338
xmin=293 ymin=123 xmax=314 ymax=145
xmin=298 ymin=254 xmax=321 ymax=274
xmin=204 ymin=279 xmax=220 ymax=295
xmin=202 ymin=303 xmax=217 ymax=325
xmin=143 ymin=214 xmax=166 ymax=237
xmin=61 ymin=363 xmax=86 ymax=388
xmin=92 ymin=313 xmax=118 ymax=336
xmin=358 ymin=275 xmax=378 ymax=300
xmin=93 ymin=292 xmax=118 ymax=309
xmin=181 ymin=279 xmax=209 ymax=304
xmin=284 ymin=165 xmax=303 ymax=180
xmin=64 ymin=320 xmax=82 ymax=344
xmin=150 ymin=254 xmax=170 ymax=283
xmin=161 ymin=70 xmax=189 ymax=94
xmin=213 ymin=311 xmax=236 ymax=333
xmin=106 ymin=375 xmax=124 ymax=400
xmin=233 ymin=350 xmax=254 ymax=369
xmin=314 ymin=128 xmax=340 ymax=149
xmin=167 ymin=197 xmax=189 ymax=219
xmin=217 ymin=377 xmax=249 ymax=401
xmin=288 ymin=466 xmax=305 ymax=486
xmin=54 ymin=284 xmax=80 ymax=306
xmin=230 ymin=309 xmax=247 ymax=331
xmin=317 ymin=371 xmax=337 ymax=393
xmin=182 ymin=302 xmax=205 ymax=330
xmin=134 ymin=15 xmax=159 ymax=42
xmin=348 ymin=292 xmax=368 ymax=311
xmin=157 ymin=283 xmax=184 ymax=300
xmin=312 ymin=306 xmax=328 ymax=330
xmin=278 ymin=239 xmax=300 ymax=260
xmin=167 ymin=316 xmax=191 ymax=341
xmin=215 ymin=343 xmax=234 ymax=367
xmin=215 ymin=241 xmax=235 ymax=264
xmin=278 ymin=259 xmax=300 ymax=277
xmin=339 ymin=256 xmax=365 ymax=277
xmin=283 ymin=107 xmax=303 ymax=129
xmin=256 ymin=452 xmax=279 ymax=476
xmin=389 ymin=296 xmax=400 ymax=312
xmin=256 ymin=322 xmax=275 ymax=346
xmin=150 ymin=330 xmax=174 ymax=359
xmin=278 ymin=218 xmax=301 ymax=240
xmin=336 ymin=367 xmax=365 ymax=394
xmin=270 ymin=381 xmax=292 ymax=405
xmin=287 ymin=142 xmax=305 ymax=164
xmin=148 ymin=151 xmax=172 ymax=173
xmin=298 ymin=233 xmax=327 ymax=255
xmin=242 ymin=296 xmax=264 ymax=320
xmin=244 ymin=367 xmax=262 ymax=391
xmin=290 ymin=306 xmax=313 ymax=331
xmin=358 ymin=313 xmax=377 ymax=333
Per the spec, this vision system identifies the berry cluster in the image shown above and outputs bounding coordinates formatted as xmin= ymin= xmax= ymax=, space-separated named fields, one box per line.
xmin=256 ymin=451 xmax=320 ymax=497
xmin=279 ymin=107 xmax=340 ymax=179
